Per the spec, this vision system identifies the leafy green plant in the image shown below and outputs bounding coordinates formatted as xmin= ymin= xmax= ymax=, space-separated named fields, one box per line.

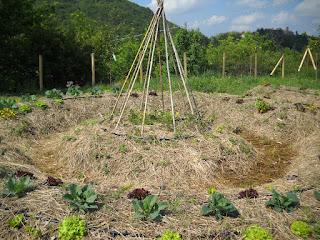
xmin=243 ymin=225 xmax=273 ymax=240
xmin=132 ymin=195 xmax=167 ymax=221
xmin=207 ymin=186 xmax=217 ymax=195
xmin=0 ymin=99 xmax=17 ymax=110
xmin=90 ymin=86 xmax=104 ymax=96
xmin=67 ymin=86 xmax=83 ymax=96
xmin=119 ymin=144 xmax=128 ymax=154
xmin=34 ymin=101 xmax=48 ymax=110
xmin=54 ymin=99 xmax=64 ymax=105
xmin=265 ymin=189 xmax=299 ymax=212
xmin=290 ymin=220 xmax=312 ymax=239
xmin=255 ymin=98 xmax=271 ymax=113
xmin=18 ymin=104 xmax=32 ymax=114
xmin=314 ymin=191 xmax=320 ymax=201
xmin=201 ymin=192 xmax=240 ymax=220
xmin=0 ymin=108 xmax=16 ymax=119
xmin=158 ymin=230 xmax=182 ymax=240
xmin=3 ymin=176 xmax=33 ymax=197
xmin=8 ymin=214 xmax=25 ymax=229
xmin=58 ymin=216 xmax=87 ymax=240
xmin=24 ymin=225 xmax=42 ymax=238
xmin=63 ymin=184 xmax=98 ymax=213
xmin=45 ymin=89 xmax=63 ymax=99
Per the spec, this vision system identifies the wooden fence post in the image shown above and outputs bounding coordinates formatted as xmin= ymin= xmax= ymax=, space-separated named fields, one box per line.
xmin=183 ymin=52 xmax=188 ymax=78
xmin=39 ymin=54 xmax=43 ymax=91
xmin=254 ymin=52 xmax=258 ymax=78
xmin=282 ymin=54 xmax=285 ymax=79
xmin=222 ymin=52 xmax=226 ymax=77
xmin=91 ymin=53 xmax=95 ymax=86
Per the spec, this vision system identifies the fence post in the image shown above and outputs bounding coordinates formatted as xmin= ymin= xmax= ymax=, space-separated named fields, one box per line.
xmin=222 ymin=52 xmax=226 ymax=77
xmin=316 ymin=53 xmax=318 ymax=81
xmin=39 ymin=54 xmax=43 ymax=91
xmin=183 ymin=52 xmax=188 ymax=78
xmin=140 ymin=64 xmax=143 ymax=84
xmin=254 ymin=52 xmax=258 ymax=78
xmin=282 ymin=54 xmax=285 ymax=79
xmin=91 ymin=53 xmax=95 ymax=86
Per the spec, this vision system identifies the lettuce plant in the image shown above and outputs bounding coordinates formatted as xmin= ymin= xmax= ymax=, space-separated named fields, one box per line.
xmin=314 ymin=191 xmax=320 ymax=201
xmin=265 ymin=189 xmax=299 ymax=212
xmin=45 ymin=89 xmax=63 ymax=99
xmin=255 ymin=98 xmax=271 ymax=113
xmin=58 ymin=216 xmax=87 ymax=240
xmin=67 ymin=86 xmax=83 ymax=96
xmin=18 ymin=104 xmax=32 ymax=114
xmin=239 ymin=188 xmax=259 ymax=199
xmin=0 ymin=99 xmax=17 ymax=110
xmin=290 ymin=221 xmax=312 ymax=239
xmin=128 ymin=188 xmax=151 ymax=200
xmin=201 ymin=192 xmax=240 ymax=220
xmin=243 ymin=225 xmax=273 ymax=240
xmin=3 ymin=176 xmax=33 ymax=197
xmin=158 ymin=230 xmax=182 ymax=240
xmin=0 ymin=108 xmax=16 ymax=119
xmin=90 ymin=86 xmax=104 ymax=96
xmin=132 ymin=195 xmax=167 ymax=221
xmin=34 ymin=101 xmax=48 ymax=110
xmin=63 ymin=184 xmax=98 ymax=213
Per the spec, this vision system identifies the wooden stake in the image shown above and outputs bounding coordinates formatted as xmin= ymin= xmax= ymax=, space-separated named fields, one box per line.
xmin=184 ymin=52 xmax=188 ymax=78
xmin=270 ymin=54 xmax=284 ymax=76
xmin=298 ymin=48 xmax=309 ymax=72
xmin=249 ymin=55 xmax=252 ymax=76
xmin=91 ymin=53 xmax=95 ymax=86
xmin=140 ymin=64 xmax=143 ymax=84
xmin=282 ymin=54 xmax=285 ymax=79
xmin=316 ymin=53 xmax=318 ymax=81
xmin=159 ymin=48 xmax=164 ymax=111
xmin=254 ymin=52 xmax=258 ymax=78
xmin=39 ymin=54 xmax=43 ymax=91
xmin=307 ymin=48 xmax=317 ymax=71
xmin=222 ymin=52 xmax=226 ymax=77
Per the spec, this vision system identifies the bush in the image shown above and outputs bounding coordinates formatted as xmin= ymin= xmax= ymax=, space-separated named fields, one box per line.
xmin=290 ymin=221 xmax=312 ymax=239
xmin=158 ymin=230 xmax=182 ymax=240
xmin=58 ymin=216 xmax=87 ymax=240
xmin=8 ymin=214 xmax=25 ymax=229
xmin=45 ymin=89 xmax=63 ymax=99
xmin=0 ymin=108 xmax=16 ymax=119
xmin=265 ymin=189 xmax=299 ymax=212
xmin=63 ymin=184 xmax=98 ymax=213
xmin=3 ymin=176 xmax=33 ymax=197
xmin=34 ymin=101 xmax=48 ymax=110
xmin=201 ymin=192 xmax=240 ymax=220
xmin=243 ymin=225 xmax=273 ymax=240
xmin=132 ymin=195 xmax=167 ymax=221
xmin=255 ymin=98 xmax=271 ymax=113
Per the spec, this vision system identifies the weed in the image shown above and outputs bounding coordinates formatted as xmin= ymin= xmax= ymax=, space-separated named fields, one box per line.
xmin=8 ymin=214 xmax=25 ymax=229
xmin=63 ymin=135 xmax=77 ymax=142
xmin=290 ymin=221 xmax=312 ymax=239
xmin=3 ymin=177 xmax=33 ymax=197
xmin=45 ymin=89 xmax=63 ymax=99
xmin=24 ymin=225 xmax=42 ymax=238
xmin=63 ymin=184 xmax=98 ymax=213
xmin=0 ymin=108 xmax=16 ymax=119
xmin=243 ymin=225 xmax=273 ymax=240
xmin=34 ymin=101 xmax=48 ymax=110
xmin=201 ymin=192 xmax=240 ymax=220
xmin=132 ymin=195 xmax=167 ymax=221
xmin=58 ymin=216 xmax=87 ymax=240
xmin=314 ymin=221 xmax=320 ymax=239
xmin=158 ymin=230 xmax=182 ymax=240
xmin=265 ymin=189 xmax=299 ymax=212
xmin=119 ymin=144 xmax=128 ymax=154
xmin=11 ymin=121 xmax=31 ymax=136
xmin=255 ymin=98 xmax=271 ymax=113
xmin=103 ymin=163 xmax=110 ymax=175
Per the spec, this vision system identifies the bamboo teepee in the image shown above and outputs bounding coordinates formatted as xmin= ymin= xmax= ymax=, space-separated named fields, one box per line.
xmin=110 ymin=0 xmax=198 ymax=135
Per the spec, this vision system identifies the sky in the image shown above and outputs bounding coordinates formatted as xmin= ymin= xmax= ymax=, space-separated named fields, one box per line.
xmin=130 ymin=0 xmax=320 ymax=37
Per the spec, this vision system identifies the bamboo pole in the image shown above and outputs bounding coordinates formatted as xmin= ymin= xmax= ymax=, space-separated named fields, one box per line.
xmin=184 ymin=52 xmax=188 ymax=78
xmin=159 ymin=48 xmax=164 ymax=111
xmin=140 ymin=64 xmax=143 ymax=84
xmin=270 ymin=54 xmax=284 ymax=76
xmin=162 ymin=10 xmax=176 ymax=133
xmin=282 ymin=54 xmax=285 ymax=79
xmin=39 ymin=54 xmax=43 ymax=91
xmin=222 ymin=52 xmax=226 ymax=77
xmin=91 ymin=53 xmax=95 ymax=86
xmin=249 ymin=55 xmax=253 ymax=76
xmin=316 ymin=53 xmax=318 ymax=81
xmin=307 ymin=48 xmax=317 ymax=71
xmin=298 ymin=48 xmax=309 ymax=72
xmin=254 ymin=52 xmax=258 ymax=78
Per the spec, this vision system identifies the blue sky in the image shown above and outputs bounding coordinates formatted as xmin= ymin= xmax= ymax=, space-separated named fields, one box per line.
xmin=130 ymin=0 xmax=320 ymax=36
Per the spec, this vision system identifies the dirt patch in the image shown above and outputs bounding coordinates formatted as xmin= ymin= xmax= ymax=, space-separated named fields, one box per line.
xmin=220 ymin=131 xmax=296 ymax=187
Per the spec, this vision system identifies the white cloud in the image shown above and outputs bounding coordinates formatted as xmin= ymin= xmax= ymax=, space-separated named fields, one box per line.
xmin=237 ymin=0 xmax=268 ymax=9
xmin=230 ymin=12 xmax=264 ymax=32
xmin=272 ymin=0 xmax=292 ymax=6
xmin=148 ymin=0 xmax=210 ymax=14
xmin=295 ymin=0 xmax=320 ymax=17
xmin=272 ymin=11 xmax=297 ymax=24
xmin=191 ymin=15 xmax=227 ymax=28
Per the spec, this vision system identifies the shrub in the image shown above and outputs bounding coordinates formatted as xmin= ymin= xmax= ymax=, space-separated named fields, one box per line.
xmin=158 ymin=230 xmax=182 ymax=240
xmin=239 ymin=188 xmax=259 ymax=199
xmin=265 ymin=189 xmax=299 ymax=212
xmin=243 ymin=225 xmax=273 ymax=240
xmin=201 ymin=192 xmax=240 ymax=220
xmin=45 ymin=89 xmax=63 ymax=99
xmin=67 ymin=86 xmax=83 ymax=96
xmin=90 ymin=86 xmax=104 ymax=96
xmin=128 ymin=188 xmax=151 ymax=200
xmin=0 ymin=99 xmax=17 ymax=110
xmin=132 ymin=195 xmax=167 ymax=221
xmin=8 ymin=214 xmax=25 ymax=229
xmin=290 ymin=221 xmax=312 ymax=239
xmin=18 ymin=104 xmax=32 ymax=114
xmin=63 ymin=184 xmax=98 ymax=213
xmin=34 ymin=101 xmax=48 ymax=110
xmin=3 ymin=176 xmax=33 ymax=197
xmin=255 ymin=99 xmax=271 ymax=113
xmin=58 ymin=216 xmax=87 ymax=240
xmin=0 ymin=108 xmax=16 ymax=119
xmin=314 ymin=191 xmax=320 ymax=201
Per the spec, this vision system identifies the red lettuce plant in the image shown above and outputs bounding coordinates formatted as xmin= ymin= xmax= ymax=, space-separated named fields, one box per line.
xmin=238 ymin=188 xmax=259 ymax=199
xmin=128 ymin=188 xmax=151 ymax=200
xmin=47 ymin=176 xmax=63 ymax=186
xmin=15 ymin=170 xmax=35 ymax=179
